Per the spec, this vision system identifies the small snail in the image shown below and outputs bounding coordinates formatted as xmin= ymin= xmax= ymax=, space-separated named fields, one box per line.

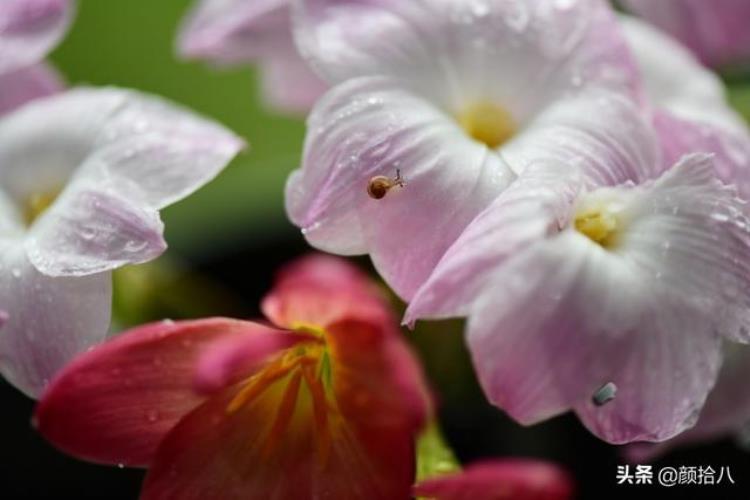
xmin=367 ymin=169 xmax=405 ymax=200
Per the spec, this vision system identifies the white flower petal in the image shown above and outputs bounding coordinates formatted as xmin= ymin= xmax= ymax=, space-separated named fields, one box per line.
xmin=0 ymin=243 xmax=111 ymax=397
xmin=26 ymin=179 xmax=167 ymax=277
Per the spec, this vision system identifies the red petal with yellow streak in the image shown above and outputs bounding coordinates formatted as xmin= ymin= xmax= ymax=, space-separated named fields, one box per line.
xmin=35 ymin=318 xmax=290 ymax=467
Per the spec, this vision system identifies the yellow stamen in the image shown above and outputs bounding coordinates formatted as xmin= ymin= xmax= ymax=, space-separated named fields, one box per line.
xmin=574 ymin=206 xmax=619 ymax=247
xmin=23 ymin=191 xmax=59 ymax=226
xmin=457 ymin=101 xmax=516 ymax=149
xmin=262 ymin=370 xmax=303 ymax=457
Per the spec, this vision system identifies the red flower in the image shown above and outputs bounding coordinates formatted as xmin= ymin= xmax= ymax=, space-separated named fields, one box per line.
xmin=35 ymin=255 xmax=430 ymax=499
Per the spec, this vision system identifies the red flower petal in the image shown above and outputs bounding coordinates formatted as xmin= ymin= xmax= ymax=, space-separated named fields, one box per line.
xmin=413 ymin=459 xmax=575 ymax=500
xmin=193 ymin=329 xmax=312 ymax=394
xmin=262 ymin=254 xmax=392 ymax=328
xmin=35 ymin=318 xmax=280 ymax=467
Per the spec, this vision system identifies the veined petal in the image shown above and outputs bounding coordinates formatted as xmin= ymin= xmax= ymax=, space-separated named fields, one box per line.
xmin=412 ymin=459 xmax=574 ymax=500
xmin=178 ymin=0 xmax=289 ymax=63
xmin=286 ymin=76 xmax=514 ymax=299
xmin=35 ymin=318 xmax=266 ymax=466
xmin=0 ymin=63 xmax=63 ymax=115
xmin=262 ymin=254 xmax=394 ymax=328
xmin=622 ymin=0 xmax=750 ymax=67
xmin=652 ymin=110 xmax=750 ymax=200
xmin=0 ymin=87 xmax=243 ymax=276
xmin=500 ymin=88 xmax=659 ymax=183
xmin=142 ymin=375 xmax=417 ymax=500
xmin=0 ymin=0 xmax=73 ymax=74
xmin=293 ymin=0 xmax=638 ymax=99
xmin=0 ymin=243 xmax=111 ymax=398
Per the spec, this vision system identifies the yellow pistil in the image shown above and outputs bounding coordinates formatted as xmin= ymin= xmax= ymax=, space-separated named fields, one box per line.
xmin=457 ymin=101 xmax=517 ymax=149
xmin=23 ymin=191 xmax=59 ymax=226
xmin=574 ymin=206 xmax=619 ymax=247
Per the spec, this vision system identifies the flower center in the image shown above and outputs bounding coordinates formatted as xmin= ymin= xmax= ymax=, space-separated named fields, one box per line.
xmin=227 ymin=335 xmax=334 ymax=461
xmin=457 ymin=101 xmax=516 ymax=149
xmin=574 ymin=203 xmax=620 ymax=248
xmin=22 ymin=190 xmax=59 ymax=226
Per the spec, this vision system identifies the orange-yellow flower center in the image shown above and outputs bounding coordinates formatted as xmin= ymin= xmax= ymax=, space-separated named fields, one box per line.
xmin=457 ymin=101 xmax=516 ymax=149
xmin=227 ymin=333 xmax=334 ymax=461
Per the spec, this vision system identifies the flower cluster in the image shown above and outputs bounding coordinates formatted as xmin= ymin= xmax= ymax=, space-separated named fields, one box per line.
xmin=4 ymin=0 xmax=750 ymax=497
xmin=283 ymin=0 xmax=750 ymax=446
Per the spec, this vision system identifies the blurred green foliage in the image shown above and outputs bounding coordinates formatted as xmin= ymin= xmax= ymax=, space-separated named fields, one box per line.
xmin=50 ymin=0 xmax=306 ymax=258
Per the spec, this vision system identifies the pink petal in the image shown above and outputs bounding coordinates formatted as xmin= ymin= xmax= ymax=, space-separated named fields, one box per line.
xmin=622 ymin=0 xmax=750 ymax=67
xmin=413 ymin=459 xmax=574 ymax=500
xmin=652 ymin=110 xmax=750 ymax=200
xmin=258 ymin=43 xmax=328 ymax=114
xmin=0 ymin=243 xmax=111 ymax=397
xmin=0 ymin=63 xmax=63 ymax=116
xmin=35 ymin=318 xmax=271 ymax=466
xmin=625 ymin=343 xmax=750 ymax=462
xmin=178 ymin=0 xmax=289 ymax=64
xmin=194 ymin=328 xmax=313 ymax=394
xmin=262 ymin=254 xmax=397 ymax=329
xmin=0 ymin=0 xmax=73 ymax=74
xmin=178 ymin=0 xmax=326 ymax=114
xmin=620 ymin=16 xmax=747 ymax=136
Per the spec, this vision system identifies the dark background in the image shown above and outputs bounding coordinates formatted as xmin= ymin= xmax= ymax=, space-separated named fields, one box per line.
xmin=1 ymin=1 xmax=749 ymax=499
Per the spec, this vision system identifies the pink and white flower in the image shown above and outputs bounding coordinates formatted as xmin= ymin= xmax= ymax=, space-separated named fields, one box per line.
xmin=406 ymin=151 xmax=750 ymax=444
xmin=286 ymin=0 xmax=645 ymax=300
xmin=622 ymin=0 xmax=750 ymax=68
xmin=0 ymin=0 xmax=73 ymax=114
xmin=178 ymin=0 xmax=327 ymax=114
xmin=0 ymin=87 xmax=243 ymax=397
